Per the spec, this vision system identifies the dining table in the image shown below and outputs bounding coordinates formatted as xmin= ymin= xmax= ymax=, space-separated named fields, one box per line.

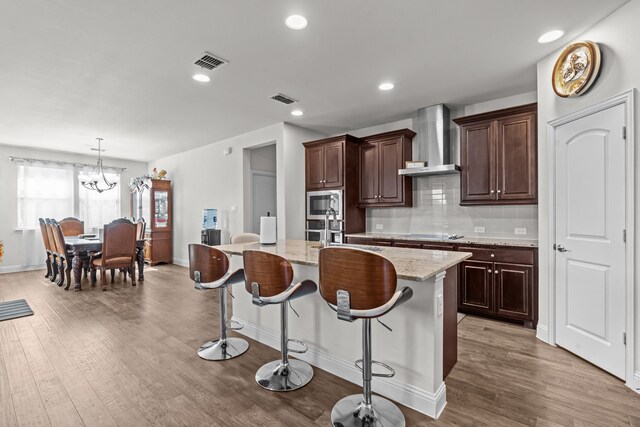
xmin=64 ymin=236 xmax=146 ymax=291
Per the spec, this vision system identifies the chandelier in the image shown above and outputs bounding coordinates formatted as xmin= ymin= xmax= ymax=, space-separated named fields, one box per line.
xmin=81 ymin=138 xmax=117 ymax=193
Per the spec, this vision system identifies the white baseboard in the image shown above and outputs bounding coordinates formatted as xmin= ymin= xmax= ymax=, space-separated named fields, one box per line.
xmin=232 ymin=316 xmax=447 ymax=419
xmin=634 ymin=372 xmax=640 ymax=393
xmin=536 ymin=323 xmax=550 ymax=344
xmin=0 ymin=264 xmax=46 ymax=274
xmin=173 ymin=258 xmax=188 ymax=267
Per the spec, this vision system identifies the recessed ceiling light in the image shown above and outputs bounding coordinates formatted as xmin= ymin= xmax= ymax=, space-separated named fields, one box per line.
xmin=538 ymin=30 xmax=564 ymax=44
xmin=378 ymin=82 xmax=394 ymax=91
xmin=192 ymin=73 xmax=211 ymax=83
xmin=285 ymin=15 xmax=308 ymax=30
xmin=291 ymin=109 xmax=304 ymax=116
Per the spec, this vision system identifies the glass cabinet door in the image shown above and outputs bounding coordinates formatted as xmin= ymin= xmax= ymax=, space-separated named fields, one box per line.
xmin=154 ymin=190 xmax=169 ymax=228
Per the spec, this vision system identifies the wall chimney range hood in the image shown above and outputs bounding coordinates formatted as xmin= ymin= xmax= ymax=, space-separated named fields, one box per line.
xmin=398 ymin=104 xmax=460 ymax=177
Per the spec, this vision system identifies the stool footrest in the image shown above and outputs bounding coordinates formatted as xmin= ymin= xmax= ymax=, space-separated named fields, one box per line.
xmin=354 ymin=359 xmax=395 ymax=378
xmin=287 ymin=338 xmax=308 ymax=354
xmin=226 ymin=320 xmax=243 ymax=331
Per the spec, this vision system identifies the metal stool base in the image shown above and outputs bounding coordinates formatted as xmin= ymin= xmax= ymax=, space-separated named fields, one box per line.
xmin=255 ymin=359 xmax=314 ymax=392
xmin=197 ymin=337 xmax=249 ymax=361
xmin=331 ymin=394 xmax=405 ymax=427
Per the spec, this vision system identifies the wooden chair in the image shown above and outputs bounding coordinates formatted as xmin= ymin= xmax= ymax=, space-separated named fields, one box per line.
xmin=59 ymin=217 xmax=84 ymax=236
xmin=135 ymin=219 xmax=146 ymax=240
xmin=242 ymin=250 xmax=317 ymax=391
xmin=44 ymin=219 xmax=60 ymax=283
xmin=90 ymin=218 xmax=137 ymax=291
xmin=49 ymin=219 xmax=73 ymax=288
xmin=188 ymin=244 xmax=249 ymax=360
xmin=38 ymin=218 xmax=53 ymax=279
xmin=230 ymin=233 xmax=260 ymax=244
xmin=318 ymin=247 xmax=413 ymax=426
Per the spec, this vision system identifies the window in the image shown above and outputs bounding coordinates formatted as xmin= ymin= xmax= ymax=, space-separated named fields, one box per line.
xmin=17 ymin=163 xmax=74 ymax=229
xmin=78 ymin=172 xmax=121 ymax=230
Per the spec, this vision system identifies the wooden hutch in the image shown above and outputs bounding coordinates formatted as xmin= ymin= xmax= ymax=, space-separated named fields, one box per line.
xmin=131 ymin=179 xmax=172 ymax=265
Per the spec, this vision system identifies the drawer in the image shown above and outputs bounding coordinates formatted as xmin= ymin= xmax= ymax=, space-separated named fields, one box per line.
xmin=347 ymin=237 xmax=393 ymax=246
xmin=422 ymin=242 xmax=455 ymax=251
xmin=393 ymin=241 xmax=422 ymax=249
xmin=457 ymin=246 xmax=535 ymax=264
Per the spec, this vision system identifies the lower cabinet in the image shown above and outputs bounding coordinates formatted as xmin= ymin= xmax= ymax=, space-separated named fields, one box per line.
xmin=459 ymin=260 xmax=493 ymax=312
xmin=458 ymin=247 xmax=537 ymax=328
xmin=345 ymin=236 xmax=538 ymax=328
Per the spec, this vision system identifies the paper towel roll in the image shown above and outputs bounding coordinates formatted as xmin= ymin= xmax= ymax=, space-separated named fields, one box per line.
xmin=260 ymin=216 xmax=277 ymax=245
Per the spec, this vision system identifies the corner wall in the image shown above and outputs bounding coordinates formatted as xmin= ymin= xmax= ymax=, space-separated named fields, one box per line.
xmin=535 ymin=0 xmax=640 ymax=372
xmin=149 ymin=122 xmax=326 ymax=265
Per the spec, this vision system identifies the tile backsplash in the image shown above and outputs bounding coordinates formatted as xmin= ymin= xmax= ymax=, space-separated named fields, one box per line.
xmin=366 ymin=175 xmax=538 ymax=238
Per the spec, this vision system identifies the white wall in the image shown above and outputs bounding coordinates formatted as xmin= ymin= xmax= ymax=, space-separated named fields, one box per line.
xmin=0 ymin=143 xmax=147 ymax=272
xmin=249 ymin=144 xmax=276 ymax=172
xmin=535 ymin=0 xmax=640 ymax=372
xmin=149 ymin=122 xmax=325 ymax=265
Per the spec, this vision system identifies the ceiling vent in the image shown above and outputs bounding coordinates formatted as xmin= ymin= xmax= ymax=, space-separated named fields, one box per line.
xmin=194 ymin=52 xmax=229 ymax=70
xmin=271 ymin=93 xmax=298 ymax=105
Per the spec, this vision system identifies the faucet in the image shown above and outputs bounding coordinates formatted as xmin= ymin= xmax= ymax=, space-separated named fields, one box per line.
xmin=323 ymin=207 xmax=338 ymax=248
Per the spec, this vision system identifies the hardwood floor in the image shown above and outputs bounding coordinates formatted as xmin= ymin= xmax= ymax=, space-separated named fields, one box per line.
xmin=0 ymin=264 xmax=639 ymax=426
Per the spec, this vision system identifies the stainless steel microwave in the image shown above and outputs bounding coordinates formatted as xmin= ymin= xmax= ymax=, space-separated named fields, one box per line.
xmin=306 ymin=190 xmax=343 ymax=220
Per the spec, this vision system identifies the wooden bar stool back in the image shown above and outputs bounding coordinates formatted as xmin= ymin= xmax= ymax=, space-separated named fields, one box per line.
xmin=188 ymin=243 xmax=249 ymax=361
xmin=39 ymin=218 xmax=53 ymax=279
xmin=242 ymin=250 xmax=317 ymax=392
xmin=318 ymin=247 xmax=414 ymax=427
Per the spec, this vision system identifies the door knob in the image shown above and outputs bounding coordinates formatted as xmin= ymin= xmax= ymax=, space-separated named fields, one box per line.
xmin=556 ymin=244 xmax=568 ymax=253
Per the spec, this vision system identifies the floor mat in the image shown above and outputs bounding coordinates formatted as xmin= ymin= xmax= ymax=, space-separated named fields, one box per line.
xmin=0 ymin=299 xmax=34 ymax=322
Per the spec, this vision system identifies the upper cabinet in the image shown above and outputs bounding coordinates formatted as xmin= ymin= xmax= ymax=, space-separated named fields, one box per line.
xmin=358 ymin=129 xmax=415 ymax=207
xmin=454 ymin=103 xmax=537 ymax=205
xmin=304 ymin=136 xmax=356 ymax=190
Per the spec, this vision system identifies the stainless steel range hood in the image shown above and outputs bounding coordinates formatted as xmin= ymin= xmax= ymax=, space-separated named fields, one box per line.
xmin=398 ymin=104 xmax=460 ymax=176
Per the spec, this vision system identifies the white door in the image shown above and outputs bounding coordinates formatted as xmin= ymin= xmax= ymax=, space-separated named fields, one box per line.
xmin=555 ymin=103 xmax=627 ymax=379
xmin=252 ymin=172 xmax=277 ymax=234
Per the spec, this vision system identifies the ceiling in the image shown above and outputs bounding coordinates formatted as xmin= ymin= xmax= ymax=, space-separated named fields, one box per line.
xmin=0 ymin=0 xmax=628 ymax=161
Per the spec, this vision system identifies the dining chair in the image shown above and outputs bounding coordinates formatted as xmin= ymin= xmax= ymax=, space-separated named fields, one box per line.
xmin=44 ymin=219 xmax=60 ymax=283
xmin=135 ymin=219 xmax=146 ymax=240
xmin=50 ymin=219 xmax=73 ymax=288
xmin=39 ymin=218 xmax=53 ymax=279
xmin=59 ymin=217 xmax=85 ymax=236
xmin=90 ymin=218 xmax=137 ymax=291
xmin=230 ymin=233 xmax=260 ymax=244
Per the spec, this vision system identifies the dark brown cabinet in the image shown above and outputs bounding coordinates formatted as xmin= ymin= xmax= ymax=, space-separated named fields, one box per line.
xmin=358 ymin=129 xmax=415 ymax=207
xmin=457 ymin=245 xmax=537 ymax=328
xmin=345 ymin=236 xmax=538 ymax=328
xmin=131 ymin=179 xmax=172 ymax=265
xmin=305 ymin=138 xmax=345 ymax=190
xmin=459 ymin=260 xmax=493 ymax=312
xmin=454 ymin=103 xmax=537 ymax=205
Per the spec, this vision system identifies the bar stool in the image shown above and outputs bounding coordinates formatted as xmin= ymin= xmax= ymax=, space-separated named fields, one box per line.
xmin=243 ymin=250 xmax=317 ymax=391
xmin=318 ymin=247 xmax=413 ymax=427
xmin=188 ymin=244 xmax=249 ymax=361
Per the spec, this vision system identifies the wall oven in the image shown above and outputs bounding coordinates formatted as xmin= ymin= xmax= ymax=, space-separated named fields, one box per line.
xmin=305 ymin=220 xmax=343 ymax=244
xmin=306 ymin=190 xmax=343 ymax=220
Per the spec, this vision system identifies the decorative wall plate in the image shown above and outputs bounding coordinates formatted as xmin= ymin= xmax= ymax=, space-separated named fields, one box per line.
xmin=552 ymin=41 xmax=601 ymax=98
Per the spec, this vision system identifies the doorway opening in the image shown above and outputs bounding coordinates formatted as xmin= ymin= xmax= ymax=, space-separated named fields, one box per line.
xmin=244 ymin=144 xmax=277 ymax=234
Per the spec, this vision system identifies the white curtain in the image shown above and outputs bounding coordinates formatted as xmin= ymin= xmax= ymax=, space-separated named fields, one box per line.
xmin=78 ymin=167 xmax=121 ymax=231
xmin=16 ymin=161 xmax=74 ymax=267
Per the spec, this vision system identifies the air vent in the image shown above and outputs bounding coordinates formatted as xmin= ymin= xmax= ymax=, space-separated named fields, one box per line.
xmin=271 ymin=93 xmax=298 ymax=105
xmin=194 ymin=52 xmax=229 ymax=70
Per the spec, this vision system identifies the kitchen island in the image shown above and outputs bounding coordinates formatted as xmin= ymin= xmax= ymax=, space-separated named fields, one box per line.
xmin=218 ymin=240 xmax=471 ymax=418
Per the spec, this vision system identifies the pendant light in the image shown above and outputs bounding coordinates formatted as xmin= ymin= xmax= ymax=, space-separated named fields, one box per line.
xmin=81 ymin=138 xmax=117 ymax=193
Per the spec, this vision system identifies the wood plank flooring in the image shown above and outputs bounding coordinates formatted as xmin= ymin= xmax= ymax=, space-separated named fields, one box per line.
xmin=0 ymin=264 xmax=639 ymax=426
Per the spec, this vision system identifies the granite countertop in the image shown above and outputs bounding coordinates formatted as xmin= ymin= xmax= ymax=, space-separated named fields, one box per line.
xmin=217 ymin=239 xmax=471 ymax=283
xmin=345 ymin=232 xmax=539 ymax=248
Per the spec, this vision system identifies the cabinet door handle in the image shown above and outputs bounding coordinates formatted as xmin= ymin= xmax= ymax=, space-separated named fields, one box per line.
xmin=490 ymin=254 xmax=495 ymax=258
xmin=490 ymin=190 xmax=495 ymax=194
xmin=488 ymin=269 xmax=492 ymax=274
xmin=494 ymin=270 xmax=499 ymax=275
